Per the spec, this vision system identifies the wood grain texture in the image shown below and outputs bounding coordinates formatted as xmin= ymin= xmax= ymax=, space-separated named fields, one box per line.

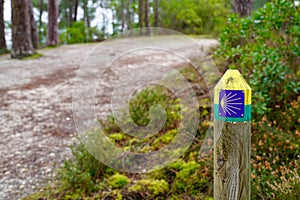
xmin=214 ymin=121 xmax=251 ymax=200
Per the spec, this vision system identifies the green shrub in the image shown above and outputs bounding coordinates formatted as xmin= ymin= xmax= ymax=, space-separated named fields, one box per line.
xmin=128 ymin=86 xmax=181 ymax=128
xmin=58 ymin=142 xmax=106 ymax=195
xmin=59 ymin=21 xmax=102 ymax=44
xmin=60 ymin=22 xmax=86 ymax=44
xmin=215 ymin=0 xmax=300 ymax=123
xmin=160 ymin=0 xmax=231 ymax=34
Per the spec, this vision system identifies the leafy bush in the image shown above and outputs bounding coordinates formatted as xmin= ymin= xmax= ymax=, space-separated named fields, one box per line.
xmin=214 ymin=1 xmax=300 ymax=199
xmin=160 ymin=0 xmax=231 ymax=34
xmin=60 ymin=21 xmax=102 ymax=44
xmin=215 ymin=0 xmax=300 ymax=123
xmin=128 ymin=86 xmax=181 ymax=128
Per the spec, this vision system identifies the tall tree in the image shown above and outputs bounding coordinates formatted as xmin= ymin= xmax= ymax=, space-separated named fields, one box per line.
xmin=73 ymin=0 xmax=79 ymax=22
xmin=46 ymin=0 xmax=59 ymax=46
xmin=0 ymin=0 xmax=6 ymax=52
xmin=59 ymin=0 xmax=75 ymax=28
xmin=83 ymin=0 xmax=91 ymax=29
xmin=11 ymin=0 xmax=35 ymax=58
xmin=144 ymin=0 xmax=150 ymax=34
xmin=38 ymin=0 xmax=44 ymax=44
xmin=144 ymin=0 xmax=149 ymax=27
xmin=138 ymin=0 xmax=144 ymax=27
xmin=29 ymin=0 xmax=39 ymax=48
xmin=153 ymin=0 xmax=159 ymax=27
xmin=233 ymin=0 xmax=253 ymax=17
xmin=82 ymin=0 xmax=96 ymax=41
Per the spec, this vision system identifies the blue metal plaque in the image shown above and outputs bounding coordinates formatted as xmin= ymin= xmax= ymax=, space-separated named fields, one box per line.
xmin=218 ymin=90 xmax=244 ymax=118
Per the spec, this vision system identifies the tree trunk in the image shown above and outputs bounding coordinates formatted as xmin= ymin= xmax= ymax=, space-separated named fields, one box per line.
xmin=46 ymin=0 xmax=59 ymax=46
xmin=153 ymin=0 xmax=159 ymax=27
xmin=0 ymin=0 xmax=6 ymax=51
xmin=38 ymin=0 xmax=43 ymax=45
xmin=11 ymin=0 xmax=35 ymax=58
xmin=233 ymin=0 xmax=253 ymax=17
xmin=69 ymin=2 xmax=73 ymax=26
xmin=138 ymin=0 xmax=144 ymax=28
xmin=29 ymin=0 xmax=39 ymax=48
xmin=144 ymin=0 xmax=150 ymax=35
xmin=144 ymin=0 xmax=149 ymax=27
xmin=126 ymin=0 xmax=134 ymax=29
xmin=83 ymin=0 xmax=91 ymax=41
xmin=73 ymin=0 xmax=79 ymax=22
xmin=120 ymin=0 xmax=125 ymax=31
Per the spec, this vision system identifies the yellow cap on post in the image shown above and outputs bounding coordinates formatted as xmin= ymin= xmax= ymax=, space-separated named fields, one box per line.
xmin=214 ymin=69 xmax=252 ymax=122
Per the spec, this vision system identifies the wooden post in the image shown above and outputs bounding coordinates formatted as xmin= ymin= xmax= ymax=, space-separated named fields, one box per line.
xmin=214 ymin=69 xmax=251 ymax=200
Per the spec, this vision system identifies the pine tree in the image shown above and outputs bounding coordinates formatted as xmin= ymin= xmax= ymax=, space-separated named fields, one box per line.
xmin=46 ymin=0 xmax=59 ymax=46
xmin=11 ymin=0 xmax=36 ymax=58
xmin=29 ymin=0 xmax=39 ymax=48
xmin=0 ymin=0 xmax=6 ymax=52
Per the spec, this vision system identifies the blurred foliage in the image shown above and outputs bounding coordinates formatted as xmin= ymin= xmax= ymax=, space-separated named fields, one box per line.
xmin=160 ymin=0 xmax=231 ymax=35
xmin=59 ymin=21 xmax=103 ymax=44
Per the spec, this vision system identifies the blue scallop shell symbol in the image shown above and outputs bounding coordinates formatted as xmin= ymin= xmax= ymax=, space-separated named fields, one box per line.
xmin=219 ymin=90 xmax=244 ymax=118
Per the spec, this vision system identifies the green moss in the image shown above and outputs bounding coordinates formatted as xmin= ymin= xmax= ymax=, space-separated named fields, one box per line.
xmin=21 ymin=53 xmax=43 ymax=60
xmin=172 ymin=161 xmax=211 ymax=196
xmin=128 ymin=179 xmax=169 ymax=197
xmin=108 ymin=174 xmax=130 ymax=189
xmin=152 ymin=129 xmax=177 ymax=148
xmin=109 ymin=133 xmax=127 ymax=142
xmin=44 ymin=45 xmax=60 ymax=49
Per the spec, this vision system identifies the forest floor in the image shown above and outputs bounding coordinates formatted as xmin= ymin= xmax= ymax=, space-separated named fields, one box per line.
xmin=0 ymin=37 xmax=218 ymax=200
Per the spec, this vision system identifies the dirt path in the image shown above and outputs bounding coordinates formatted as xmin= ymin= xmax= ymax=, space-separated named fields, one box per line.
xmin=0 ymin=37 xmax=218 ymax=199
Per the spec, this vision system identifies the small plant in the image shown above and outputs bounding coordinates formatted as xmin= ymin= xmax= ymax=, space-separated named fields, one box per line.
xmin=58 ymin=142 xmax=106 ymax=195
xmin=108 ymin=174 xmax=130 ymax=189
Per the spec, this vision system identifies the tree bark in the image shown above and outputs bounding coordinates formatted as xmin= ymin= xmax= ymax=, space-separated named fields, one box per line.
xmin=0 ymin=0 xmax=6 ymax=51
xmin=38 ymin=0 xmax=43 ymax=44
xmin=46 ymin=0 xmax=59 ymax=46
xmin=29 ymin=0 xmax=39 ymax=48
xmin=233 ymin=0 xmax=253 ymax=17
xmin=144 ymin=0 xmax=150 ymax=35
xmin=73 ymin=0 xmax=79 ymax=22
xmin=69 ymin=1 xmax=73 ymax=26
xmin=153 ymin=0 xmax=159 ymax=27
xmin=11 ymin=0 xmax=35 ymax=58
xmin=83 ymin=0 xmax=91 ymax=41
xmin=138 ymin=0 xmax=144 ymax=28
xmin=144 ymin=0 xmax=150 ymax=27
xmin=120 ymin=0 xmax=125 ymax=31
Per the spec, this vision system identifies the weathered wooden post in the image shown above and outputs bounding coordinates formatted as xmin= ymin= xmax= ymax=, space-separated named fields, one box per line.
xmin=214 ymin=69 xmax=251 ymax=200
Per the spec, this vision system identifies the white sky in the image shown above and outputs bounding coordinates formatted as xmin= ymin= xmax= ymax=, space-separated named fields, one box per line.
xmin=4 ymin=0 xmax=11 ymax=21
